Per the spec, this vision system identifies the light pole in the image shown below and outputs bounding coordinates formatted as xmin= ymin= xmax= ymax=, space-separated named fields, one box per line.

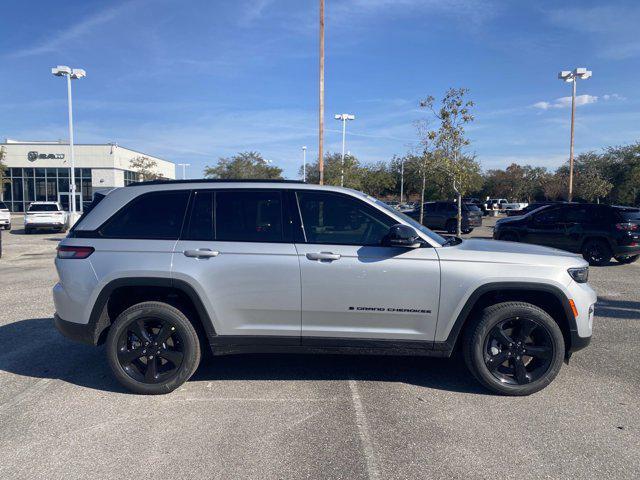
xmin=52 ymin=65 xmax=86 ymax=222
xmin=558 ymin=67 xmax=592 ymax=202
xmin=177 ymin=163 xmax=190 ymax=179
xmin=400 ymin=157 xmax=404 ymax=203
xmin=302 ymin=146 xmax=307 ymax=182
xmin=318 ymin=0 xmax=325 ymax=185
xmin=334 ymin=113 xmax=355 ymax=187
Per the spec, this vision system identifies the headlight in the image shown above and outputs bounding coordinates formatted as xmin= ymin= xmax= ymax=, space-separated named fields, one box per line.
xmin=568 ymin=266 xmax=589 ymax=283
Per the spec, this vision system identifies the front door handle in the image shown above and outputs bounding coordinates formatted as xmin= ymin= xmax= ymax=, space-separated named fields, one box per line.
xmin=306 ymin=252 xmax=341 ymax=261
xmin=184 ymin=249 xmax=220 ymax=258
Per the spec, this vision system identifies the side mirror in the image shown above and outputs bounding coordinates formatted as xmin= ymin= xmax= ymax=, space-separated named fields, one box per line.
xmin=382 ymin=224 xmax=422 ymax=248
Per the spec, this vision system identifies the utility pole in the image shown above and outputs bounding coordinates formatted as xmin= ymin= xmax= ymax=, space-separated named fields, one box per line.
xmin=318 ymin=0 xmax=325 ymax=185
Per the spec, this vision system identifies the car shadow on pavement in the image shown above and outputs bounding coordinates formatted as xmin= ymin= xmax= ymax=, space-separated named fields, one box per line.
xmin=0 ymin=318 xmax=488 ymax=395
xmin=0 ymin=318 xmax=125 ymax=394
xmin=596 ymin=298 xmax=640 ymax=320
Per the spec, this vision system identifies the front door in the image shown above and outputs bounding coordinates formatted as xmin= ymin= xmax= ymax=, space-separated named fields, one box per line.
xmin=525 ymin=206 xmax=566 ymax=248
xmin=294 ymin=190 xmax=441 ymax=342
xmin=172 ymin=189 xmax=301 ymax=338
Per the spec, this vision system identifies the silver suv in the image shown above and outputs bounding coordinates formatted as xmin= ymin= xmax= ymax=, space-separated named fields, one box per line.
xmin=53 ymin=180 xmax=595 ymax=396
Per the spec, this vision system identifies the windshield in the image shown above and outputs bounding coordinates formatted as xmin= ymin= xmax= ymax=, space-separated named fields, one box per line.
xmin=464 ymin=204 xmax=481 ymax=212
xmin=373 ymin=198 xmax=447 ymax=246
xmin=28 ymin=204 xmax=60 ymax=212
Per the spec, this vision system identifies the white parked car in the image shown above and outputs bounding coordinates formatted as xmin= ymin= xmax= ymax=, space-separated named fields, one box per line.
xmin=24 ymin=201 xmax=67 ymax=234
xmin=0 ymin=201 xmax=11 ymax=230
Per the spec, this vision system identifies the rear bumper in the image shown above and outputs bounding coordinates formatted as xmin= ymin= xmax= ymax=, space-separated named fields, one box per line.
xmin=54 ymin=313 xmax=96 ymax=345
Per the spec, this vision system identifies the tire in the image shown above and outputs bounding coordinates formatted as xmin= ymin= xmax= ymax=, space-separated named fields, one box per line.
xmin=463 ymin=301 xmax=565 ymax=396
xmin=446 ymin=219 xmax=457 ymax=234
xmin=615 ymin=254 xmax=639 ymax=265
xmin=106 ymin=301 xmax=201 ymax=395
xmin=24 ymin=227 xmax=31 ymax=234
xmin=582 ymin=239 xmax=612 ymax=266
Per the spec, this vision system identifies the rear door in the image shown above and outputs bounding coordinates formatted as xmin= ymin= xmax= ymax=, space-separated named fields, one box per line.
xmin=172 ymin=189 xmax=301 ymax=338
xmin=294 ymin=190 xmax=440 ymax=342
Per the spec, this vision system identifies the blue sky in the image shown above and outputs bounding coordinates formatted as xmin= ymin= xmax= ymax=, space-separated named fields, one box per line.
xmin=1 ymin=0 xmax=639 ymax=179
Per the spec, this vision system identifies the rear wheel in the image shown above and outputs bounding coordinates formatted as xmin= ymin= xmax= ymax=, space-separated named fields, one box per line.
xmin=615 ymin=254 xmax=639 ymax=264
xmin=446 ymin=219 xmax=457 ymax=234
xmin=462 ymin=228 xmax=473 ymax=234
xmin=106 ymin=301 xmax=201 ymax=395
xmin=463 ymin=301 xmax=564 ymax=396
xmin=582 ymin=239 xmax=612 ymax=266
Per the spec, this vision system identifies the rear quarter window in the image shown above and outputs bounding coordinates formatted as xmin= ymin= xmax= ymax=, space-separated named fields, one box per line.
xmin=99 ymin=190 xmax=190 ymax=239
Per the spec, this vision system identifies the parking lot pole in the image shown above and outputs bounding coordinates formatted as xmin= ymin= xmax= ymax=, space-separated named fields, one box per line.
xmin=568 ymin=78 xmax=576 ymax=202
xmin=66 ymin=73 xmax=77 ymax=219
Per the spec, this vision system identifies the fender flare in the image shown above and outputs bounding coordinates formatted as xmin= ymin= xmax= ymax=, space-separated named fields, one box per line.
xmin=436 ymin=281 xmax=577 ymax=353
xmin=87 ymin=277 xmax=216 ymax=345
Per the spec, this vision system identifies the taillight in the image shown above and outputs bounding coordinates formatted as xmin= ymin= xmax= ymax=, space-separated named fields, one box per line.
xmin=57 ymin=246 xmax=94 ymax=259
xmin=616 ymin=222 xmax=638 ymax=231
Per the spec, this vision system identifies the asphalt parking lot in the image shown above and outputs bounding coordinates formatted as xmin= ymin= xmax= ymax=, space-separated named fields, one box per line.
xmin=0 ymin=215 xmax=639 ymax=479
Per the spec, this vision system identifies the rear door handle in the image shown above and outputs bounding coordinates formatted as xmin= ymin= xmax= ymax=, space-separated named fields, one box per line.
xmin=306 ymin=252 xmax=341 ymax=261
xmin=184 ymin=249 xmax=220 ymax=258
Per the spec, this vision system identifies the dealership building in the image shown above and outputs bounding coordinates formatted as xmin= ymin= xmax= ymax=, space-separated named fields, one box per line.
xmin=1 ymin=139 xmax=175 ymax=212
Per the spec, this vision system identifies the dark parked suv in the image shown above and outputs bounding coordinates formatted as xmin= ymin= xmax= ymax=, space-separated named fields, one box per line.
xmin=494 ymin=203 xmax=640 ymax=265
xmin=409 ymin=201 xmax=482 ymax=234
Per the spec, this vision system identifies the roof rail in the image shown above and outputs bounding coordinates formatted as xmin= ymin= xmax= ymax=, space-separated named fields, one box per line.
xmin=126 ymin=178 xmax=307 ymax=187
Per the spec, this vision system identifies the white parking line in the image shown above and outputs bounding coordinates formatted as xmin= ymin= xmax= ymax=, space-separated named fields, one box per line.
xmin=348 ymin=379 xmax=380 ymax=480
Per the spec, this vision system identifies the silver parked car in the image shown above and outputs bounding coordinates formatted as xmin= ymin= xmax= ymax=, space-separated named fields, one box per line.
xmin=53 ymin=180 xmax=595 ymax=395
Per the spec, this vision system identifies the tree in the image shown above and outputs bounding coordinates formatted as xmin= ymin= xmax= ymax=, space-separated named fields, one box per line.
xmin=419 ymin=88 xmax=476 ymax=235
xmin=0 ymin=146 xmax=8 ymax=201
xmin=130 ymin=156 xmax=163 ymax=181
xmin=300 ymin=152 xmax=362 ymax=189
xmin=360 ymin=161 xmax=395 ymax=198
xmin=204 ymin=151 xmax=282 ymax=180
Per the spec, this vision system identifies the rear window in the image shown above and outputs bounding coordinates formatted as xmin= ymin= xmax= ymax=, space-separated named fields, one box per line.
xmin=463 ymin=204 xmax=480 ymax=212
xmin=28 ymin=204 xmax=60 ymax=212
xmin=100 ymin=190 xmax=189 ymax=239
xmin=617 ymin=208 xmax=640 ymax=222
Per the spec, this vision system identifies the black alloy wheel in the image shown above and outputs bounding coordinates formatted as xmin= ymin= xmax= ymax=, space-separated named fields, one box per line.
xmin=116 ymin=317 xmax=184 ymax=384
xmin=582 ymin=239 xmax=612 ymax=266
xmin=106 ymin=301 xmax=201 ymax=394
xmin=483 ymin=317 xmax=553 ymax=386
xmin=463 ymin=301 xmax=565 ymax=396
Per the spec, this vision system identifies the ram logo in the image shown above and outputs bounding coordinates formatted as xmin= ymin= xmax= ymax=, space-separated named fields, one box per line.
xmin=27 ymin=151 xmax=65 ymax=162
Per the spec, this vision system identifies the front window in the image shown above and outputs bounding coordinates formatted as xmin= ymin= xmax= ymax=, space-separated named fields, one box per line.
xmin=297 ymin=191 xmax=395 ymax=246
xmin=373 ymin=198 xmax=447 ymax=245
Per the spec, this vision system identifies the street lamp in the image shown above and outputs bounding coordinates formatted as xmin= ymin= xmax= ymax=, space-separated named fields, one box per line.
xmin=334 ymin=113 xmax=355 ymax=187
xmin=52 ymin=65 xmax=86 ymax=223
xmin=558 ymin=67 xmax=592 ymax=202
xmin=400 ymin=157 xmax=404 ymax=204
xmin=302 ymin=146 xmax=307 ymax=182
xmin=177 ymin=163 xmax=191 ymax=180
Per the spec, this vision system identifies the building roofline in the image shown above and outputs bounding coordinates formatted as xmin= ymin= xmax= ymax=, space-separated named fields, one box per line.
xmin=1 ymin=140 xmax=173 ymax=164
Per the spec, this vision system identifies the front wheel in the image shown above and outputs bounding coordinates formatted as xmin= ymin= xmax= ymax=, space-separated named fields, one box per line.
xmin=615 ymin=254 xmax=639 ymax=264
xmin=106 ymin=301 xmax=202 ymax=395
xmin=463 ymin=301 xmax=565 ymax=396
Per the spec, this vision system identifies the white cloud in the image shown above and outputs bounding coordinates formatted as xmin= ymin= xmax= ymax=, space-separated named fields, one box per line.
xmin=533 ymin=94 xmax=598 ymax=110
xmin=8 ymin=0 xmax=144 ymax=58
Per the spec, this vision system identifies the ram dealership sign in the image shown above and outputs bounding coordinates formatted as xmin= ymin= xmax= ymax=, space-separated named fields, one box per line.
xmin=27 ymin=151 xmax=65 ymax=162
